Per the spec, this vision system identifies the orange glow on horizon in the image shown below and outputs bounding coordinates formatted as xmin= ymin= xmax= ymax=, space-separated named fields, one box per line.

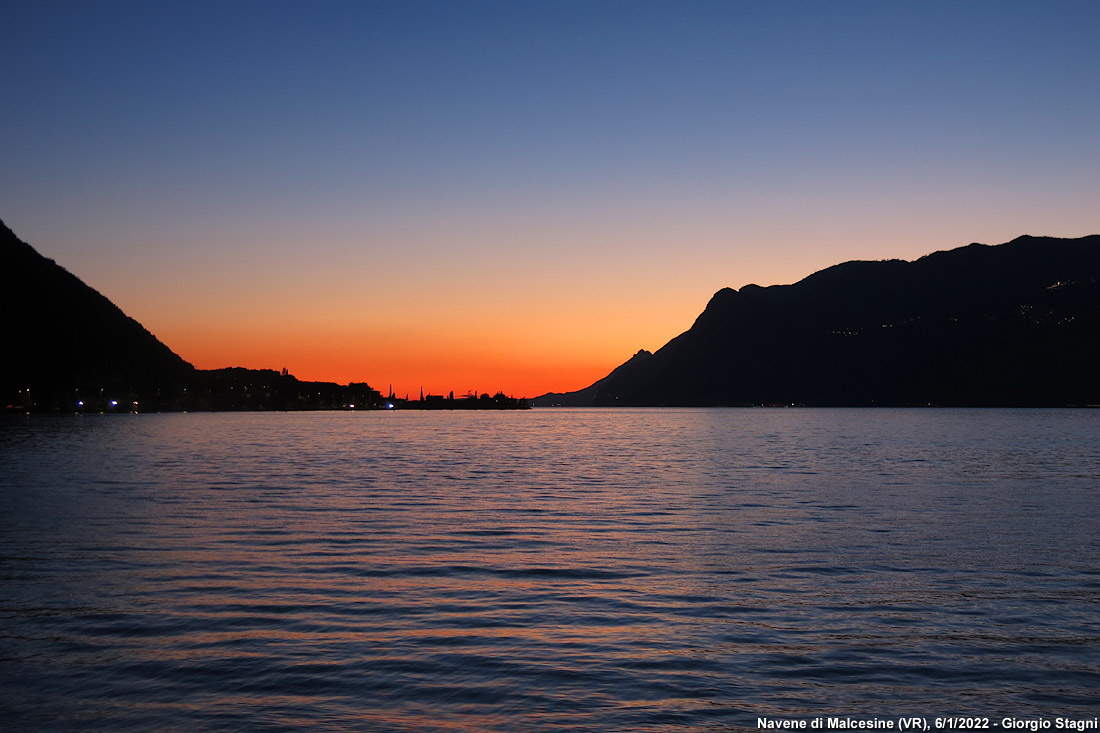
xmin=147 ymin=268 xmax=709 ymax=398
xmin=170 ymin=327 xmax=638 ymax=399
xmin=110 ymin=211 xmax=1096 ymax=402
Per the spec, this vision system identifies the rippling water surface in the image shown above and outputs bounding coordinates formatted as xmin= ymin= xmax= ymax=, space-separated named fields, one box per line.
xmin=2 ymin=409 xmax=1099 ymax=730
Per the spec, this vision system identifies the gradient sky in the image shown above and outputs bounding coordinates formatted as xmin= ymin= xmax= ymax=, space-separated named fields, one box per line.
xmin=4 ymin=0 xmax=1098 ymax=397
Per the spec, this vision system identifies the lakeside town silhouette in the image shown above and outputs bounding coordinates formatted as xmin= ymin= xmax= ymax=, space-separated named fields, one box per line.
xmin=4 ymin=218 xmax=1100 ymax=412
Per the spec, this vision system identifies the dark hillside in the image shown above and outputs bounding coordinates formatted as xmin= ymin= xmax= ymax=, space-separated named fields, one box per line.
xmin=2 ymin=219 xmax=196 ymax=410
xmin=535 ymin=235 xmax=1100 ymax=407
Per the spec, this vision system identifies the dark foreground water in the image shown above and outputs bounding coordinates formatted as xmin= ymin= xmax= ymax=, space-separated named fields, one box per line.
xmin=2 ymin=409 xmax=1098 ymax=730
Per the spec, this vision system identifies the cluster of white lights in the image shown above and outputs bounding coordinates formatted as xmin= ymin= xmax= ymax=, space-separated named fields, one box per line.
xmin=72 ymin=399 xmax=139 ymax=409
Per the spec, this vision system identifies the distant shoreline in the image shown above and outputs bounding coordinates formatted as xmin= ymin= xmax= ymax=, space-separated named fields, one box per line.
xmin=8 ymin=403 xmax=1100 ymax=417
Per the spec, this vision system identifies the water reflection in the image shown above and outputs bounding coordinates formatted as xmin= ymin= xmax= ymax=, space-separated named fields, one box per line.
xmin=2 ymin=409 xmax=1099 ymax=730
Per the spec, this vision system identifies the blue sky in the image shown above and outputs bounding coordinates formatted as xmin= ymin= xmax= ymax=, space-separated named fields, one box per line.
xmin=3 ymin=1 xmax=1098 ymax=394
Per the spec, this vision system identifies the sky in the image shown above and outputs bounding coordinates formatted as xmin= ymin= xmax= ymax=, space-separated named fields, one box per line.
xmin=3 ymin=0 xmax=1099 ymax=398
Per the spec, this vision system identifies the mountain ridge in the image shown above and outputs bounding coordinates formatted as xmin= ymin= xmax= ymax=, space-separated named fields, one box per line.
xmin=2 ymin=219 xmax=527 ymax=411
xmin=535 ymin=234 xmax=1100 ymax=407
xmin=2 ymin=218 xmax=198 ymax=408
xmin=7 ymin=219 xmax=1097 ymax=410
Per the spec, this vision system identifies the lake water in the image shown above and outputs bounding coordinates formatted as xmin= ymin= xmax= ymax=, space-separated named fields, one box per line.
xmin=2 ymin=408 xmax=1098 ymax=730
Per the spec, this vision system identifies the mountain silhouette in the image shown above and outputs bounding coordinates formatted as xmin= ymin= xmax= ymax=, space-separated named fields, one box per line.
xmin=2 ymin=219 xmax=527 ymax=411
xmin=2 ymin=219 xmax=198 ymax=410
xmin=535 ymin=235 xmax=1100 ymax=407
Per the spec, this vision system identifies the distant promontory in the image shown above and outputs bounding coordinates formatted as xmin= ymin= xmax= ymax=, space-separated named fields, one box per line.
xmin=1 ymin=219 xmax=527 ymax=412
xmin=535 ymin=234 xmax=1100 ymax=407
